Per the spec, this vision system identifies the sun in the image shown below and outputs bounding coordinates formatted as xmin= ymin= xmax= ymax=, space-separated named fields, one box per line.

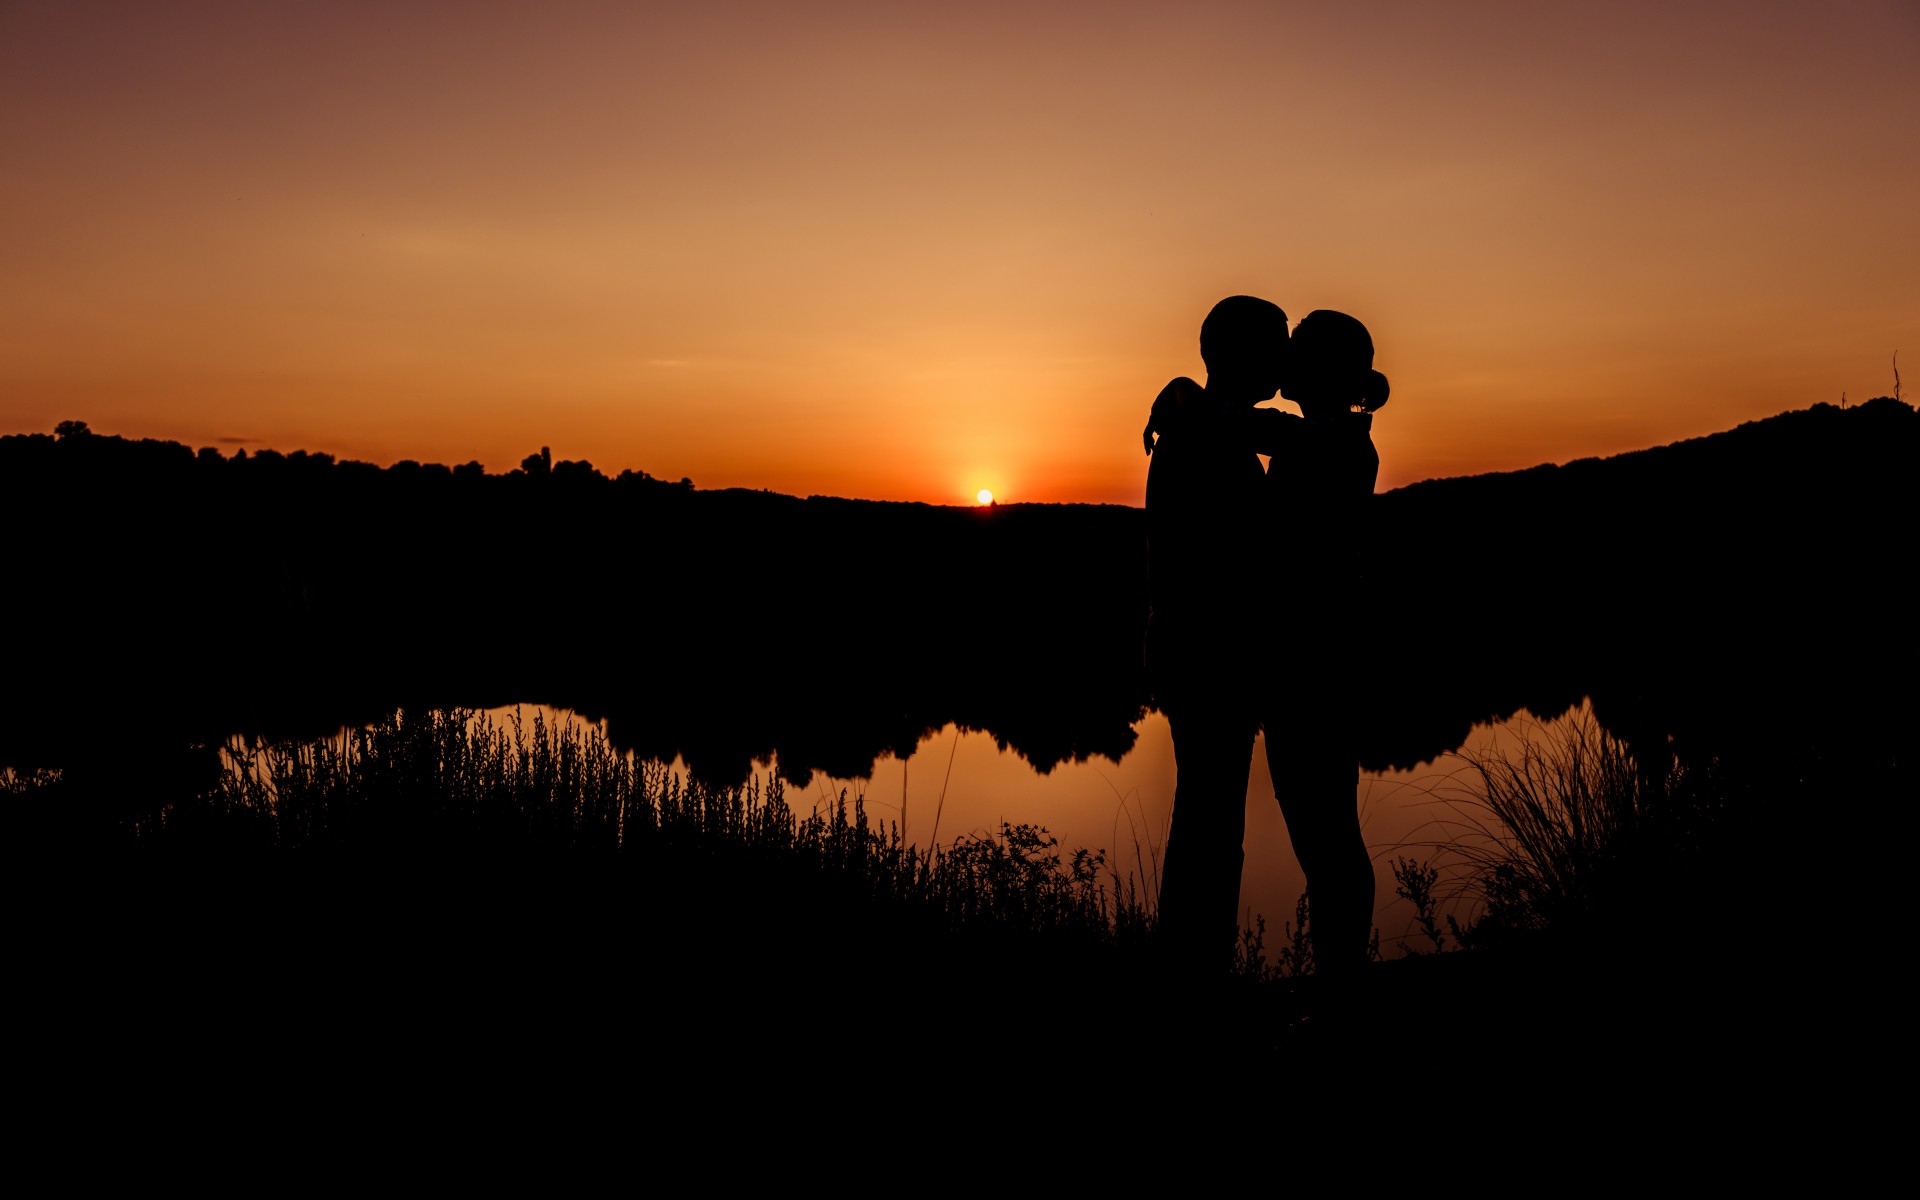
xmin=976 ymin=489 xmax=994 ymax=505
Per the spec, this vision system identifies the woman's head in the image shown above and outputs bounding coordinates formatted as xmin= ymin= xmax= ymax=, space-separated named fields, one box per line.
xmin=1284 ymin=310 xmax=1389 ymax=415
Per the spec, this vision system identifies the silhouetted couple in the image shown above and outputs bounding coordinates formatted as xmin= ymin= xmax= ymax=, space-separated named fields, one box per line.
xmin=1143 ymin=296 xmax=1389 ymax=980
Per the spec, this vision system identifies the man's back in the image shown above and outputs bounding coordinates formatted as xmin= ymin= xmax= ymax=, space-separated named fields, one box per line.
xmin=1144 ymin=394 xmax=1266 ymax=699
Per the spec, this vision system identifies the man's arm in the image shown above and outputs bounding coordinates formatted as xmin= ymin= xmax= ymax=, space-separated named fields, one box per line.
xmin=1245 ymin=406 xmax=1303 ymax=457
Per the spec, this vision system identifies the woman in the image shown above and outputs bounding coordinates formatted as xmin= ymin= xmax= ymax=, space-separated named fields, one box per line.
xmin=1258 ymin=310 xmax=1388 ymax=978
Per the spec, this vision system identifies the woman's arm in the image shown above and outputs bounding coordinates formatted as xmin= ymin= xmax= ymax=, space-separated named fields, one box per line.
xmin=1143 ymin=376 xmax=1204 ymax=455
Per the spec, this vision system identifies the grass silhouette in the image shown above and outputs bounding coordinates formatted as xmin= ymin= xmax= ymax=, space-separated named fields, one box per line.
xmin=5 ymin=701 xmax=1768 ymax=969
xmin=128 ymin=706 xmax=1158 ymax=950
xmin=1410 ymin=706 xmax=1741 ymax=956
xmin=7 ymin=700 xmax=1871 ymax=1116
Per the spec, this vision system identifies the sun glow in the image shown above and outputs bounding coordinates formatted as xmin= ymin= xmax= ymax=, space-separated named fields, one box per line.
xmin=976 ymin=489 xmax=994 ymax=505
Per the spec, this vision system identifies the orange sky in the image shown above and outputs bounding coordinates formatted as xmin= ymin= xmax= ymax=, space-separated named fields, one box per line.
xmin=4 ymin=1 xmax=1915 ymax=504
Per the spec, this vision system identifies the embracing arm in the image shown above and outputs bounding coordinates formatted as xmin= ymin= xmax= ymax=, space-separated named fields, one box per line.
xmin=1245 ymin=406 xmax=1304 ymax=457
xmin=1143 ymin=376 xmax=1204 ymax=455
xmin=1143 ymin=379 xmax=1359 ymax=457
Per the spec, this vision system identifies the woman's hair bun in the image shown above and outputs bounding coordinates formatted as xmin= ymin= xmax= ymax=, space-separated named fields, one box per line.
xmin=1360 ymin=369 xmax=1390 ymax=412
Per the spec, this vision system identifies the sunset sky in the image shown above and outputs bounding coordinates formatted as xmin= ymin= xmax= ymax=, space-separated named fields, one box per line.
xmin=4 ymin=0 xmax=1915 ymax=504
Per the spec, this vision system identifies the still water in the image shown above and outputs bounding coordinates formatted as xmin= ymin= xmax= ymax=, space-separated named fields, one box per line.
xmin=486 ymin=703 xmax=1562 ymax=958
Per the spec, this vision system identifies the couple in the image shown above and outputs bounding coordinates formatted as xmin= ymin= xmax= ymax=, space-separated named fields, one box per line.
xmin=1142 ymin=295 xmax=1389 ymax=979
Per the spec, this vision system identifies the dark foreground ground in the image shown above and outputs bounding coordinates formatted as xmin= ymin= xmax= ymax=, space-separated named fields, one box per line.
xmin=15 ymin=857 xmax=1893 ymax=1174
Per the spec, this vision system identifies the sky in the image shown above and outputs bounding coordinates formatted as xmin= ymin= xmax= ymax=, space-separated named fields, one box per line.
xmin=3 ymin=0 xmax=1915 ymax=504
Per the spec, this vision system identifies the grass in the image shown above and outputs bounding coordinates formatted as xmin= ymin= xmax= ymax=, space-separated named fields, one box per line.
xmin=1412 ymin=706 xmax=1732 ymax=952
xmin=87 ymin=706 xmax=1159 ymax=954
xmin=1232 ymin=893 xmax=1326 ymax=982
xmin=1 ymin=706 xmax=1198 ymax=1084
xmin=8 ymin=699 xmax=1757 ymax=975
xmin=11 ymin=697 xmax=1852 ymax=1110
xmin=5 ymin=702 xmax=1620 ymax=971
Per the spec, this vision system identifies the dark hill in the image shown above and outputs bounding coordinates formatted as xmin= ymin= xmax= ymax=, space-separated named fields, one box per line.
xmin=2 ymin=398 xmax=1911 ymax=817
xmin=1364 ymin=396 xmax=1913 ymax=779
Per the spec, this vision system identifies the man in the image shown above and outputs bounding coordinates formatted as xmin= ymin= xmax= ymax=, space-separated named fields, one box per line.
xmin=1143 ymin=295 xmax=1289 ymax=971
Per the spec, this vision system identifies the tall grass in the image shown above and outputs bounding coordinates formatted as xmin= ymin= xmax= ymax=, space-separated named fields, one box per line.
xmin=124 ymin=707 xmax=1154 ymax=949
xmin=1429 ymin=707 xmax=1722 ymax=948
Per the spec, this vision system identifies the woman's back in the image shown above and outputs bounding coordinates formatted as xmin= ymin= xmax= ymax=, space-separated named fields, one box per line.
xmin=1261 ymin=411 xmax=1378 ymax=613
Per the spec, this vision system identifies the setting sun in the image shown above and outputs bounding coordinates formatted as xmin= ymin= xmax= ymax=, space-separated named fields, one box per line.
xmin=976 ymin=489 xmax=994 ymax=505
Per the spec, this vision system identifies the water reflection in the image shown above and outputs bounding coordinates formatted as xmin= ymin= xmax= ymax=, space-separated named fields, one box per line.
xmin=492 ymin=701 xmax=1569 ymax=957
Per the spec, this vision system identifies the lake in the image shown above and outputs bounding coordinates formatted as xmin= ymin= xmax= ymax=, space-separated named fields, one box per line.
xmin=465 ymin=700 xmax=1563 ymax=958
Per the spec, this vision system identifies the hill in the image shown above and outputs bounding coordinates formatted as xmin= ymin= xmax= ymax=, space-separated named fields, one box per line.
xmin=2 ymin=398 xmax=1911 ymax=804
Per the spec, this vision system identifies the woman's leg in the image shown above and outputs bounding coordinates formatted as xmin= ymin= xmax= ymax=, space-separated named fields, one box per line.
xmin=1265 ymin=710 xmax=1375 ymax=976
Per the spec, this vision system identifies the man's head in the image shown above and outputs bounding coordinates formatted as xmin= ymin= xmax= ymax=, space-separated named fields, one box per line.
xmin=1199 ymin=295 xmax=1288 ymax=405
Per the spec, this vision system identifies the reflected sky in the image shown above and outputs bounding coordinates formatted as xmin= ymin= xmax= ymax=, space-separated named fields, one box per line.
xmin=491 ymin=701 xmax=1575 ymax=958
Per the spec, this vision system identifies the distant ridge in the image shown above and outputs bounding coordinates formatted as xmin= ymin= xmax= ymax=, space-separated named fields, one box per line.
xmin=1384 ymin=395 xmax=1913 ymax=499
xmin=1361 ymin=395 xmax=1913 ymax=774
xmin=1371 ymin=395 xmax=1912 ymax=582
xmin=1 ymin=398 xmax=1910 ymax=795
xmin=9 ymin=396 xmax=1908 ymax=509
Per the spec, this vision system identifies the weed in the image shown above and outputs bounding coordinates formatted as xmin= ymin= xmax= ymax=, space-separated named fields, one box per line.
xmin=1427 ymin=707 xmax=1722 ymax=948
xmin=1232 ymin=892 xmax=1329 ymax=982
xmin=82 ymin=707 xmax=1161 ymax=952
xmin=1390 ymin=856 xmax=1447 ymax=955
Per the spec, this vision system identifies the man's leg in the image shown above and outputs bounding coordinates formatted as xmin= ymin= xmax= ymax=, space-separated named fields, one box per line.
xmin=1158 ymin=702 xmax=1257 ymax=973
